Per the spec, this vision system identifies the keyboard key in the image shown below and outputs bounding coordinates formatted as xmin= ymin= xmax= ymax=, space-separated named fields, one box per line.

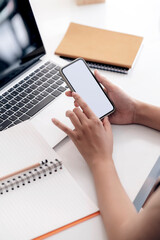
xmin=55 ymin=66 xmax=60 ymax=71
xmin=39 ymin=65 xmax=46 ymax=69
xmin=45 ymin=61 xmax=50 ymax=65
xmin=41 ymin=69 xmax=48 ymax=74
xmin=26 ymin=94 xmax=35 ymax=100
xmin=16 ymin=102 xmax=24 ymax=108
xmin=40 ymin=91 xmax=48 ymax=98
xmin=27 ymin=95 xmax=54 ymax=117
xmin=35 ymin=95 xmax=43 ymax=101
xmin=35 ymin=80 xmax=43 ymax=86
xmin=0 ymin=120 xmax=12 ymax=131
xmin=9 ymin=100 xmax=17 ymax=105
xmin=42 ymin=82 xmax=50 ymax=88
xmin=32 ymin=76 xmax=39 ymax=81
xmin=24 ymin=88 xmax=32 ymax=94
xmin=11 ymin=106 xmax=19 ymax=112
xmin=51 ymin=90 xmax=61 ymax=97
xmin=29 ymin=72 xmax=35 ymax=76
xmin=14 ymin=119 xmax=22 ymax=125
xmin=21 ymin=83 xmax=29 ymax=88
xmin=30 ymin=99 xmax=38 ymax=105
xmin=9 ymin=115 xmax=17 ymax=121
xmin=56 ymin=80 xmax=63 ymax=85
xmin=6 ymin=123 xmax=14 ymax=129
xmin=19 ymin=92 xmax=27 ymax=98
xmin=0 ymin=114 xmax=8 ymax=120
xmin=2 ymin=91 xmax=8 ymax=97
xmin=5 ymin=94 xmax=13 ymax=100
xmin=25 ymin=103 xmax=33 ymax=109
xmin=0 ymin=108 xmax=6 ymax=114
xmin=3 ymin=104 xmax=12 ymax=110
xmin=58 ymin=86 xmax=66 ymax=92
xmin=45 ymin=73 xmax=52 ymax=78
xmin=34 ymin=69 xmax=40 ymax=73
xmin=19 ymin=79 xmax=25 ymax=85
xmin=14 ymin=96 xmax=22 ymax=101
xmin=14 ymin=111 xmax=23 ymax=117
xmin=37 ymin=86 xmax=45 ymax=92
xmin=22 ymin=98 xmax=29 ymax=104
xmin=26 ymin=79 xmax=34 ymax=85
xmin=40 ymin=77 xmax=47 ymax=82
xmin=24 ymin=76 xmax=30 ymax=80
xmin=46 ymin=87 xmax=54 ymax=93
xmin=20 ymin=107 xmax=28 ymax=113
xmin=32 ymin=90 xmax=39 ymax=96
xmin=46 ymin=63 xmax=56 ymax=69
xmin=49 ymin=69 xmax=57 ymax=75
xmin=47 ymin=79 xmax=54 ymax=84
xmin=37 ymin=72 xmax=44 ymax=77
xmin=11 ymin=91 xmax=19 ymax=97
xmin=16 ymin=87 xmax=24 ymax=92
xmin=19 ymin=114 xmax=30 ymax=121
xmin=5 ymin=110 xmax=14 ymax=116
xmin=52 ymin=75 xmax=59 ymax=80
xmin=8 ymin=88 xmax=14 ymax=92
xmin=0 ymin=98 xmax=8 ymax=104
xmin=30 ymin=84 xmax=38 ymax=90
xmin=50 ymin=83 xmax=58 ymax=89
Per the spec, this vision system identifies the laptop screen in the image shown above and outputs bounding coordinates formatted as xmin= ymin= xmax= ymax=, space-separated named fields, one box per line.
xmin=0 ymin=0 xmax=45 ymax=89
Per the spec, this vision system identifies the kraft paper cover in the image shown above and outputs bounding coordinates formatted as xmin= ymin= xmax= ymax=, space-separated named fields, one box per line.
xmin=55 ymin=22 xmax=143 ymax=68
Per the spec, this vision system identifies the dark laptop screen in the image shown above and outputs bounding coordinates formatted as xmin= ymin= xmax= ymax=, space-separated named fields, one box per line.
xmin=0 ymin=0 xmax=45 ymax=89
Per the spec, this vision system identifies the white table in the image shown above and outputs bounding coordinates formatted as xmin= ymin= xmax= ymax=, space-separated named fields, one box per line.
xmin=30 ymin=0 xmax=160 ymax=239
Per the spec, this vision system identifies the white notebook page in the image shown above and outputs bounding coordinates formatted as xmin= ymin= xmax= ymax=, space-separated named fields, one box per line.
xmin=0 ymin=166 xmax=98 ymax=240
xmin=0 ymin=122 xmax=98 ymax=239
xmin=0 ymin=121 xmax=54 ymax=177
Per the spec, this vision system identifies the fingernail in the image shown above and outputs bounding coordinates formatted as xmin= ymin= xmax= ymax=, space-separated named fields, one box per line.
xmin=72 ymin=92 xmax=77 ymax=98
xmin=52 ymin=118 xmax=56 ymax=123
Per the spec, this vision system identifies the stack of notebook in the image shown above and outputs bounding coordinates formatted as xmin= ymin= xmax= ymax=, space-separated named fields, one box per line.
xmin=55 ymin=22 xmax=143 ymax=74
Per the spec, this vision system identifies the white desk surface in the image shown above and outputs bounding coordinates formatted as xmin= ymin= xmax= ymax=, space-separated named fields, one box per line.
xmin=30 ymin=0 xmax=160 ymax=239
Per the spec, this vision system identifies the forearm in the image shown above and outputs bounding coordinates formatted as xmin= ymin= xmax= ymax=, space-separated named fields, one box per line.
xmin=134 ymin=101 xmax=160 ymax=131
xmin=91 ymin=159 xmax=137 ymax=240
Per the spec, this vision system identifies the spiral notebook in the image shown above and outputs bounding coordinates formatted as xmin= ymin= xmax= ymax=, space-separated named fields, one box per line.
xmin=0 ymin=122 xmax=99 ymax=240
xmin=55 ymin=22 xmax=143 ymax=74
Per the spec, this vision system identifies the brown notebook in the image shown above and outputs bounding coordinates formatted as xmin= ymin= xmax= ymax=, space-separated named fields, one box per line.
xmin=55 ymin=22 xmax=143 ymax=73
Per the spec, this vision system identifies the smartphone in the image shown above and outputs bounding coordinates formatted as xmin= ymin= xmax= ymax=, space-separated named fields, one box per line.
xmin=60 ymin=58 xmax=115 ymax=119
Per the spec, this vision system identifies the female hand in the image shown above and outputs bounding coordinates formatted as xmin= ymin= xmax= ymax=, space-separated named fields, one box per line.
xmin=66 ymin=70 xmax=137 ymax=125
xmin=52 ymin=92 xmax=113 ymax=170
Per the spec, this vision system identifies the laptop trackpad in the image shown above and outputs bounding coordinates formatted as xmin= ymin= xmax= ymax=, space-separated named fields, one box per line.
xmin=30 ymin=94 xmax=74 ymax=148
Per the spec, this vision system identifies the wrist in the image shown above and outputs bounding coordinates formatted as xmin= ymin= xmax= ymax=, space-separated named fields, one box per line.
xmin=89 ymin=156 xmax=113 ymax=174
xmin=133 ymin=100 xmax=144 ymax=124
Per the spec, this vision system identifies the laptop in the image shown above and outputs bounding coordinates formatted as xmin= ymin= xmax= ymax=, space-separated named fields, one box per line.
xmin=0 ymin=0 xmax=73 ymax=147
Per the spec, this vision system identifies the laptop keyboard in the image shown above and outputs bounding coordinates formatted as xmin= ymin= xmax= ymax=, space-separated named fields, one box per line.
xmin=0 ymin=61 xmax=68 ymax=131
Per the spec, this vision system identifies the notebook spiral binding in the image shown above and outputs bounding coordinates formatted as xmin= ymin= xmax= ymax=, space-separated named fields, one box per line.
xmin=60 ymin=56 xmax=129 ymax=74
xmin=0 ymin=159 xmax=62 ymax=195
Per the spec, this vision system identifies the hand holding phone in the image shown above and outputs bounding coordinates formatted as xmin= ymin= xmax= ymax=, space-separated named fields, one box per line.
xmin=60 ymin=58 xmax=115 ymax=119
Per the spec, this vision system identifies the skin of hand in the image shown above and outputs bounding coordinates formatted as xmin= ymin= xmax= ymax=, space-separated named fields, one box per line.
xmin=65 ymin=69 xmax=137 ymax=125
xmin=52 ymin=92 xmax=113 ymax=169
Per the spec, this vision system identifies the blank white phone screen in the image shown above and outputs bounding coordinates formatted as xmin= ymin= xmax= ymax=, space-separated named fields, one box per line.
xmin=62 ymin=59 xmax=114 ymax=119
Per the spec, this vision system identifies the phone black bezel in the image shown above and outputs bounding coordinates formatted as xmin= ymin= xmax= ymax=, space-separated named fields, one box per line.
xmin=60 ymin=58 xmax=115 ymax=119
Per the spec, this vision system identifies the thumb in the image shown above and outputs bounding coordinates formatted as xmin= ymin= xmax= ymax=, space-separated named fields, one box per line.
xmin=94 ymin=69 xmax=114 ymax=91
xmin=103 ymin=116 xmax=111 ymax=131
